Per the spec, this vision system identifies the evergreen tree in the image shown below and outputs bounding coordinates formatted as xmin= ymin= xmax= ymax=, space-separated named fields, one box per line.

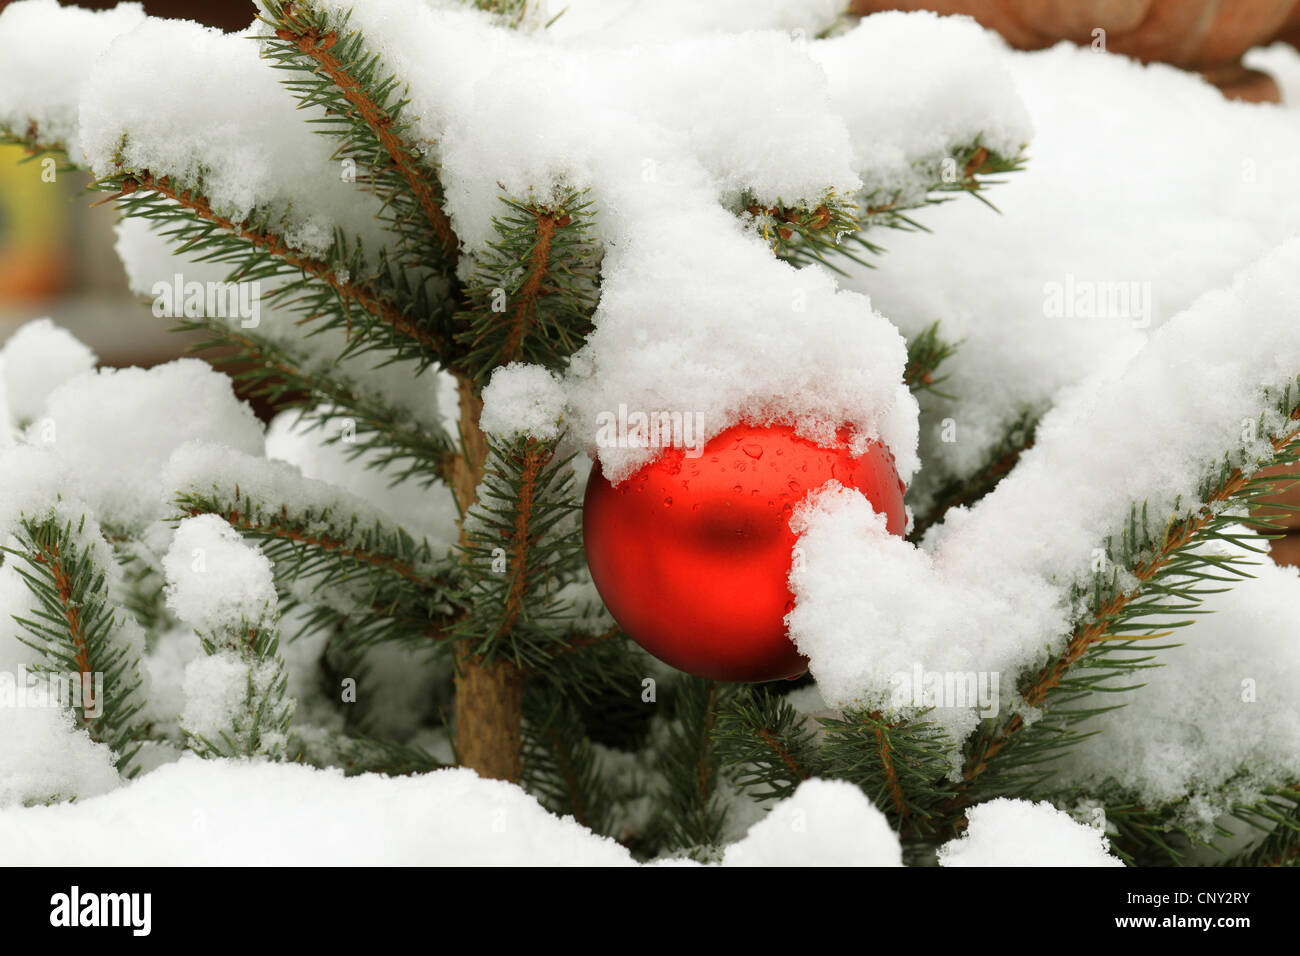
xmin=0 ymin=0 xmax=1297 ymax=867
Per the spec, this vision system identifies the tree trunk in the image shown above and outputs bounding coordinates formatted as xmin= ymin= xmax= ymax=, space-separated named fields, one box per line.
xmin=450 ymin=375 xmax=525 ymax=781
xmin=454 ymin=644 xmax=524 ymax=781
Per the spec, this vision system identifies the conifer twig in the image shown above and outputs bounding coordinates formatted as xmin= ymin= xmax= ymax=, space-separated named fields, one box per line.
xmin=109 ymin=171 xmax=438 ymax=351
xmin=270 ymin=0 xmax=459 ymax=263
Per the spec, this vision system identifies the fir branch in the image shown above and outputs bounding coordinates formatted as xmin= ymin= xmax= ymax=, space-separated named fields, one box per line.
xmin=173 ymin=483 xmax=460 ymax=645
xmin=0 ymin=120 xmax=78 ymax=173
xmin=522 ymin=689 xmax=615 ymax=835
xmin=260 ymin=0 xmax=459 ymax=267
xmin=448 ymin=434 xmax=586 ymax=668
xmin=818 ymin=708 xmax=957 ymax=840
xmin=469 ymin=0 xmax=536 ymax=26
xmin=714 ymin=687 xmax=821 ymax=802
xmin=746 ymin=142 xmax=1026 ymax=271
xmin=649 ymin=678 xmax=737 ymax=857
xmin=184 ymin=615 xmax=294 ymax=760
xmin=533 ymin=625 xmax=652 ymax=712
xmin=952 ymin=395 xmax=1300 ymax=812
xmin=1225 ymin=785 xmax=1300 ymax=867
xmin=904 ymin=320 xmax=960 ymax=400
xmin=740 ymin=191 xmax=869 ymax=276
xmin=293 ymin=727 xmax=445 ymax=776
xmin=457 ymin=191 xmax=601 ymax=380
xmin=1084 ymin=777 xmax=1300 ymax=866
xmin=5 ymin=514 xmax=146 ymax=774
xmin=97 ymin=170 xmax=447 ymax=362
xmin=181 ymin=318 xmax=457 ymax=486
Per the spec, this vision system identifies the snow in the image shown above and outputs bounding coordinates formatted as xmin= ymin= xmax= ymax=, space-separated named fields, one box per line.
xmin=180 ymin=652 xmax=289 ymax=756
xmin=0 ymin=757 xmax=909 ymax=865
xmin=32 ymin=359 xmax=264 ymax=530
xmin=1056 ymin=536 xmax=1300 ymax=822
xmin=0 ymin=318 xmax=97 ymax=425
xmin=811 ymin=12 xmax=1030 ymax=205
xmin=847 ymin=41 xmax=1300 ymax=512
xmin=78 ymin=15 xmax=389 ymax=259
xmin=163 ymin=440 xmax=455 ymax=560
xmin=163 ymin=514 xmax=279 ymax=634
xmin=789 ymin=481 xmax=1016 ymax=750
xmin=8 ymin=1 xmax=1037 ymax=488
xmin=0 ymin=0 xmax=145 ymax=154
xmin=938 ymin=798 xmax=1123 ymax=867
xmin=0 ymin=752 xmax=1133 ymax=865
xmin=298 ymin=1 xmax=1032 ymax=483
xmin=265 ymin=408 xmax=460 ymax=546
xmin=0 ymin=694 xmax=120 ymax=809
xmin=721 ymin=779 xmax=904 ymax=866
xmin=138 ymin=625 xmax=201 ymax=742
xmin=0 ymin=0 xmax=1297 ymax=863
xmin=480 ymin=362 xmax=568 ymax=441
xmin=0 ymin=758 xmax=635 ymax=865
xmin=791 ymin=238 xmax=1300 ymax=756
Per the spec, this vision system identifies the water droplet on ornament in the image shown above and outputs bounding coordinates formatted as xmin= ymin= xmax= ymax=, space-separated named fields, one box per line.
xmin=692 ymin=503 xmax=700 ymax=512
xmin=742 ymin=443 xmax=764 ymax=460
xmin=663 ymin=497 xmax=673 ymax=507
xmin=733 ymin=485 xmax=743 ymax=494
xmin=788 ymin=480 xmax=801 ymax=493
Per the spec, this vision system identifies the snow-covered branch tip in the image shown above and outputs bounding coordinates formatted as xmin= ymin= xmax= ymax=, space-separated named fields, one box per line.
xmin=98 ymin=170 xmax=444 ymax=356
xmin=958 ymin=398 xmax=1300 ymax=804
xmin=449 ymin=433 xmax=585 ymax=669
xmin=6 ymin=513 xmax=148 ymax=775
xmin=261 ymin=0 xmax=460 ymax=267
xmin=0 ymin=120 xmax=71 ymax=163
xmin=457 ymin=191 xmax=600 ymax=380
xmin=186 ymin=321 xmax=458 ymax=487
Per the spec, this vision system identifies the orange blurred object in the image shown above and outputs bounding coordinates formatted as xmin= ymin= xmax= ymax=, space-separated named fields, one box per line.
xmin=850 ymin=0 xmax=1300 ymax=101
xmin=0 ymin=144 xmax=67 ymax=301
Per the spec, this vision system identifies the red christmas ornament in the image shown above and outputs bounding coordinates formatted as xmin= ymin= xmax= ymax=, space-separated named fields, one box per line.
xmin=583 ymin=422 xmax=906 ymax=683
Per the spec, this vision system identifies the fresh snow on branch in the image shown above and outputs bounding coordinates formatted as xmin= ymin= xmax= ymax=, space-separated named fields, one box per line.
xmin=0 ymin=0 xmax=145 ymax=152
xmin=790 ymin=238 xmax=1300 ymax=754
xmin=848 ymin=42 xmax=1300 ymax=509
xmin=1057 ymin=536 xmax=1300 ymax=815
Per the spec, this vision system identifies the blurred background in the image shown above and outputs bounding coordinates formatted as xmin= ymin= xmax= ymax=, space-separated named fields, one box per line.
xmin=0 ymin=0 xmax=255 ymax=365
xmin=3 ymin=0 xmax=1299 ymax=557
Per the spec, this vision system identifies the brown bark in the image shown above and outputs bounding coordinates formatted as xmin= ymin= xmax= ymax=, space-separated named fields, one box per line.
xmin=454 ymin=644 xmax=525 ymax=781
xmin=450 ymin=375 xmax=525 ymax=781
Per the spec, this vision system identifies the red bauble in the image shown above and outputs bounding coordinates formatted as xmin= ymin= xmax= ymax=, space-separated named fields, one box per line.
xmin=583 ymin=423 xmax=906 ymax=683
